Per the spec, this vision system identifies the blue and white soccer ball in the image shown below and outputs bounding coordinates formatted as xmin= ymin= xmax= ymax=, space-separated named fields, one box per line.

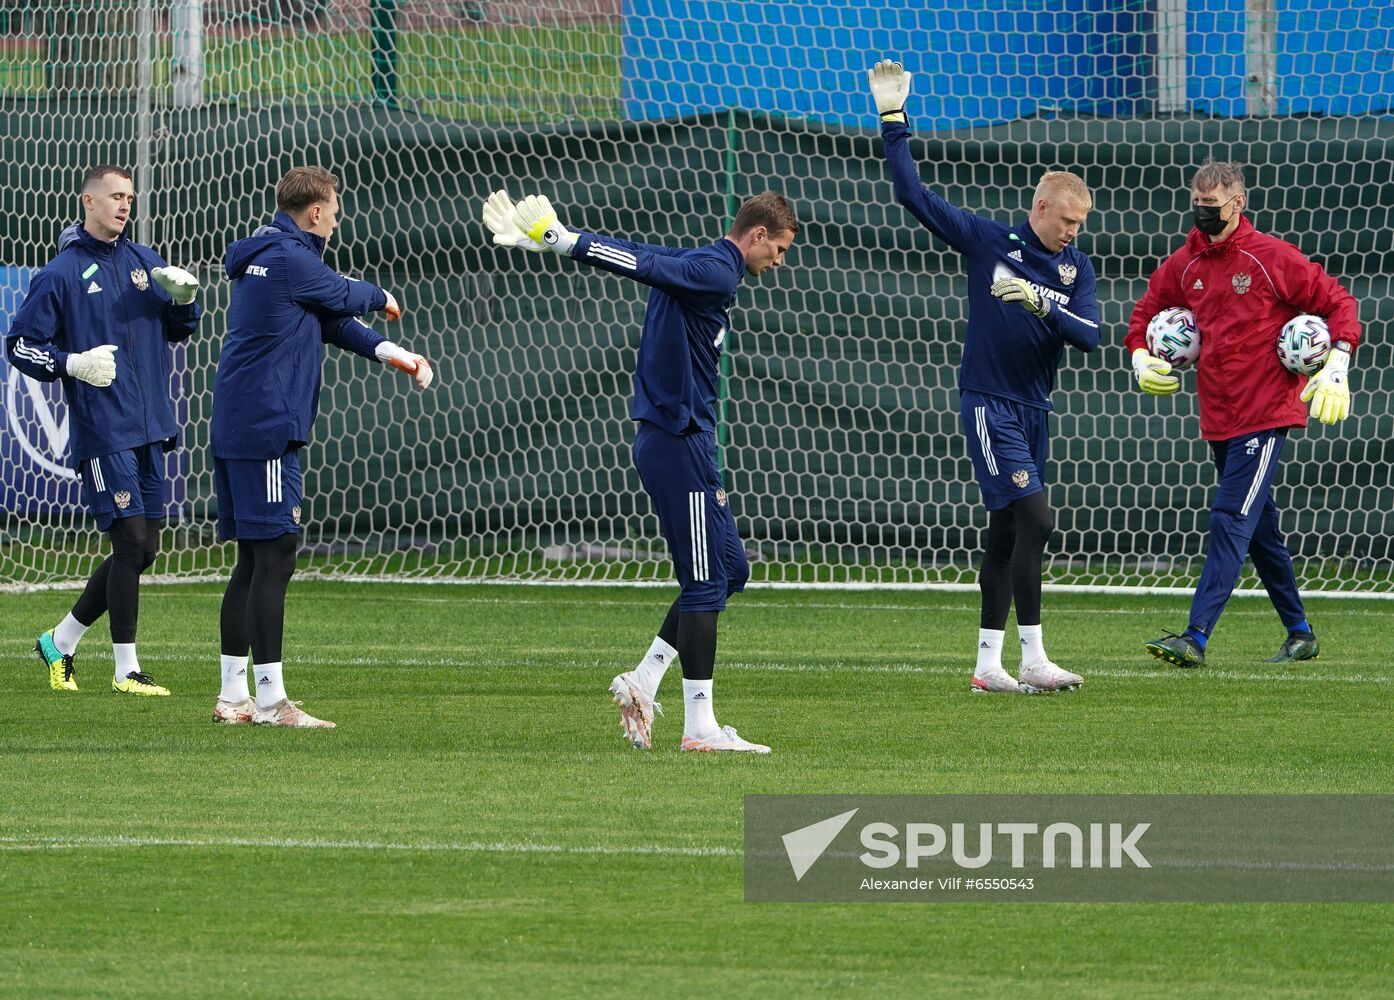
xmin=1277 ymin=314 xmax=1331 ymax=376
xmin=1146 ymin=307 xmax=1201 ymax=370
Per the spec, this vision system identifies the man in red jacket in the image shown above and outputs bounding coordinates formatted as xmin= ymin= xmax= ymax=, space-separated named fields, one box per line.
xmin=1125 ymin=159 xmax=1360 ymax=668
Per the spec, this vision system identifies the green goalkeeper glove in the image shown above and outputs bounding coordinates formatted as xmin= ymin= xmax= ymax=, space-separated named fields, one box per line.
xmin=513 ymin=194 xmax=578 ymax=255
xmin=1300 ymin=342 xmax=1351 ymax=424
xmin=152 ymin=265 xmax=198 ymax=305
xmin=482 ymin=190 xmax=546 ymax=252
xmin=1131 ymin=347 xmax=1180 ymax=396
xmin=991 ymin=277 xmax=1051 ymax=318
xmin=867 ymin=59 xmax=911 ymax=124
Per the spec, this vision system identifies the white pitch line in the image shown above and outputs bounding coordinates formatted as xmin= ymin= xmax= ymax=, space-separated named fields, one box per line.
xmin=4 ymin=837 xmax=1386 ymax=878
xmin=0 ymin=834 xmax=740 ymax=858
xmin=97 ymin=591 xmax=1394 ymax=619
xmin=9 ymin=575 xmax=1392 ymax=601
xmin=120 ymin=651 xmax=1393 ymax=685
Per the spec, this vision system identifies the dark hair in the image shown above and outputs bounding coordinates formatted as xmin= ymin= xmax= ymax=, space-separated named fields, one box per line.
xmin=1192 ymin=158 xmax=1246 ymax=194
xmin=276 ymin=166 xmax=339 ymax=213
xmin=82 ymin=165 xmax=132 ymax=192
xmin=730 ymin=192 xmax=798 ymax=238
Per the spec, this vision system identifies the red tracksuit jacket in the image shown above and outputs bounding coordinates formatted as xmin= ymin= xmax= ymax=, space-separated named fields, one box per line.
xmin=1125 ymin=216 xmax=1360 ymax=441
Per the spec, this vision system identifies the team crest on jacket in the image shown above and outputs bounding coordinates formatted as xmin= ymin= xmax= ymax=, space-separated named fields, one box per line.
xmin=1011 ymin=469 xmax=1030 ymax=488
xmin=292 ymin=505 xmax=302 ymax=525
xmin=130 ymin=268 xmax=149 ymax=291
xmin=1231 ymin=272 xmax=1252 ymax=295
xmin=1057 ymin=264 xmax=1077 ymax=286
xmin=114 ymin=490 xmax=132 ymax=510
xmin=715 ymin=489 xmax=727 ymax=508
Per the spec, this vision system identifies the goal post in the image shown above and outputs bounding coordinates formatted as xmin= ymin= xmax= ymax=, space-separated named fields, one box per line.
xmin=2 ymin=1 xmax=1391 ymax=596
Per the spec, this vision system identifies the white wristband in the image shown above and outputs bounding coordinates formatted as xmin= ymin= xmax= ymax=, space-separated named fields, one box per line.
xmin=546 ymin=226 xmax=578 ymax=255
xmin=375 ymin=341 xmax=413 ymax=364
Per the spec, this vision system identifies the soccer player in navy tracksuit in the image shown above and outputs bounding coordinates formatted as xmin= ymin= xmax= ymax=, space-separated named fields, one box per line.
xmin=6 ymin=165 xmax=202 ymax=697
xmin=482 ymin=188 xmax=797 ymax=752
xmin=212 ymin=166 xmax=434 ymax=729
xmin=869 ymin=60 xmax=1101 ymax=694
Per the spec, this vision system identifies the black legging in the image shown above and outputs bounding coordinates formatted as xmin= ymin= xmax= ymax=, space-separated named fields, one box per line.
xmin=70 ymin=516 xmax=162 ymax=644
xmin=219 ymin=534 xmax=298 ymax=663
xmin=978 ymin=491 xmax=1054 ymax=630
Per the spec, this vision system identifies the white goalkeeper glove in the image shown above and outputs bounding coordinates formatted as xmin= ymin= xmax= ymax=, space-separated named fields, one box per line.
xmin=383 ymin=291 xmax=402 ymax=321
xmin=1131 ymin=347 xmax=1180 ymax=396
xmin=513 ymin=194 xmax=578 ymax=255
xmin=376 ymin=341 xmax=434 ymax=390
xmin=868 ymin=59 xmax=911 ymax=123
xmin=66 ymin=344 xmax=118 ymax=387
xmin=991 ymin=276 xmax=1051 ymax=318
xmin=1300 ymin=342 xmax=1351 ymax=424
xmin=482 ymin=190 xmax=546 ymax=252
xmin=151 ymin=265 xmax=198 ymax=305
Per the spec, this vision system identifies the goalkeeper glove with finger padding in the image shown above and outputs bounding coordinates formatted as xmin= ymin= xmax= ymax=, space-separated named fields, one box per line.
xmin=991 ymin=277 xmax=1051 ymax=318
xmin=1300 ymin=342 xmax=1351 ymax=424
xmin=152 ymin=266 xmax=198 ymax=305
xmin=868 ymin=59 xmax=911 ymax=124
xmin=383 ymin=291 xmax=402 ymax=321
xmin=376 ymin=341 xmax=434 ymax=390
xmin=482 ymin=189 xmax=547 ymax=252
xmin=1131 ymin=347 xmax=1180 ymax=396
xmin=513 ymin=195 xmax=577 ymax=255
xmin=66 ymin=344 xmax=118 ymax=387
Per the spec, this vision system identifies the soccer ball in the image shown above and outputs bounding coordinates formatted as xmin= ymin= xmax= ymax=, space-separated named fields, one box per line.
xmin=1146 ymin=307 xmax=1201 ymax=370
xmin=1277 ymin=314 xmax=1331 ymax=375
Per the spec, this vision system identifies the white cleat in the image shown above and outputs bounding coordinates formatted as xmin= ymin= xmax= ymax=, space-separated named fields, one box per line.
xmin=251 ymin=699 xmax=336 ymax=729
xmin=610 ymin=671 xmax=662 ymax=750
xmin=1019 ymin=659 xmax=1083 ymax=692
xmin=970 ymin=667 xmax=1039 ymax=694
xmin=680 ymin=725 xmax=771 ymax=754
xmin=212 ymin=697 xmax=255 ymax=725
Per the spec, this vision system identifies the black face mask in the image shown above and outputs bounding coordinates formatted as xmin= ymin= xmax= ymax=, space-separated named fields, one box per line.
xmin=1192 ymin=195 xmax=1238 ymax=236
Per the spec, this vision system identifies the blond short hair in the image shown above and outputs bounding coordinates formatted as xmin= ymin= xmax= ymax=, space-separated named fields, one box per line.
xmin=1034 ymin=170 xmax=1092 ymax=209
xmin=1192 ymin=159 xmax=1246 ymax=194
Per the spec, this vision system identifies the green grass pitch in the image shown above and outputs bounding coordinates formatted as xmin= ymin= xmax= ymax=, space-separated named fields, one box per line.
xmin=2 ymin=581 xmax=1391 ymax=997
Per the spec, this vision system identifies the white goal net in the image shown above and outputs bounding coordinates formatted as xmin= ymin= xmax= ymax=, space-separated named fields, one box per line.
xmin=2 ymin=0 xmax=1391 ymax=594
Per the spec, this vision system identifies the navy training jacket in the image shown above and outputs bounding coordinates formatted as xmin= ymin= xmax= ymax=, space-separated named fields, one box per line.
xmin=880 ymin=120 xmax=1100 ymax=411
xmin=568 ymin=232 xmax=744 ymax=436
xmin=213 ymin=212 xmax=387 ymax=460
xmin=4 ymin=224 xmax=202 ymax=465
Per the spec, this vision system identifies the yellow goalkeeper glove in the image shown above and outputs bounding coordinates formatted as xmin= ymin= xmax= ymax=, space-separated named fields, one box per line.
xmin=991 ymin=277 xmax=1051 ymax=318
xmin=1131 ymin=348 xmax=1180 ymax=396
xmin=482 ymin=190 xmax=546 ymax=252
xmin=513 ymin=194 xmax=578 ymax=255
xmin=868 ymin=59 xmax=911 ymax=124
xmin=1300 ymin=342 xmax=1352 ymax=424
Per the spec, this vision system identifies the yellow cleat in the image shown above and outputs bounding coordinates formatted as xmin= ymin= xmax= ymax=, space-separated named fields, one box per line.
xmin=34 ymin=630 xmax=78 ymax=691
xmin=112 ymin=671 xmax=171 ymax=697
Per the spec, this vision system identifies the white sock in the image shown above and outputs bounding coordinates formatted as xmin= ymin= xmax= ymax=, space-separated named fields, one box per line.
xmin=220 ymin=654 xmax=250 ymax=702
xmin=253 ymin=661 xmax=288 ymax=710
xmin=53 ymin=613 xmax=89 ymax=655
xmin=975 ymin=629 xmax=1005 ymax=675
xmin=113 ymin=643 xmax=140 ymax=681
xmin=1018 ymin=623 xmax=1046 ymax=665
xmin=632 ymin=636 xmax=677 ymax=697
xmin=682 ymin=678 xmax=718 ymax=738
